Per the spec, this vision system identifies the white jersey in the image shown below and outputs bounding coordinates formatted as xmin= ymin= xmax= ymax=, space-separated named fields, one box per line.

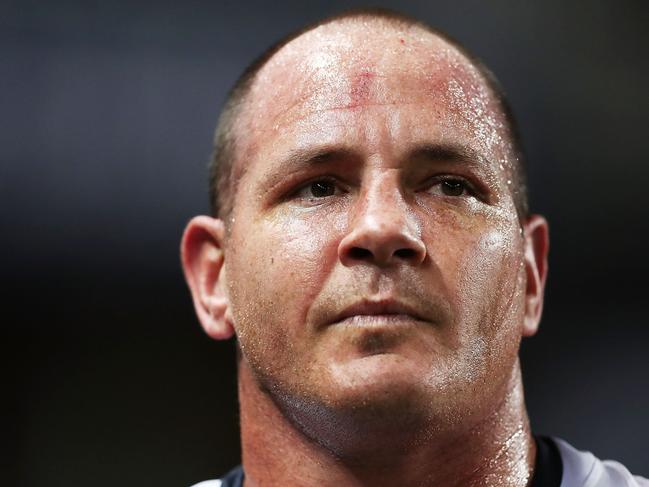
xmin=190 ymin=438 xmax=648 ymax=487
xmin=556 ymin=438 xmax=648 ymax=487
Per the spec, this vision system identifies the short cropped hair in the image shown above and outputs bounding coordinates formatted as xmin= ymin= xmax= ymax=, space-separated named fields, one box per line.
xmin=209 ymin=8 xmax=528 ymax=220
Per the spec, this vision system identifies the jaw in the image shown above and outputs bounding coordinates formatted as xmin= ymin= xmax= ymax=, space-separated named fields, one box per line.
xmin=241 ymin=354 xmax=436 ymax=460
xmin=238 ymin=355 xmax=535 ymax=486
xmin=242 ymin=347 xmax=485 ymax=458
xmin=237 ymin=300 xmax=524 ymax=454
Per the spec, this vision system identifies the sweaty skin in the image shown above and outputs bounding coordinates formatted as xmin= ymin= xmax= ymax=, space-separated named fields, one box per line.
xmin=182 ymin=17 xmax=549 ymax=487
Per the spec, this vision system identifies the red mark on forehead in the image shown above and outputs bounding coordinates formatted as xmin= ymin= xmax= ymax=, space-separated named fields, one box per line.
xmin=349 ymin=70 xmax=375 ymax=108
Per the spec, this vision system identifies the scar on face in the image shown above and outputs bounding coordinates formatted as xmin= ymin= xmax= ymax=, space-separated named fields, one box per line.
xmin=348 ymin=70 xmax=376 ymax=108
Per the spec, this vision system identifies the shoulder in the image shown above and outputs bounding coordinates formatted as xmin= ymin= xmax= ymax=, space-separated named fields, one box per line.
xmin=555 ymin=438 xmax=649 ymax=487
xmin=189 ymin=465 xmax=243 ymax=487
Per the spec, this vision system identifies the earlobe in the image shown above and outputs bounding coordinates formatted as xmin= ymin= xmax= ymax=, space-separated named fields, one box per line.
xmin=521 ymin=215 xmax=550 ymax=337
xmin=181 ymin=216 xmax=235 ymax=340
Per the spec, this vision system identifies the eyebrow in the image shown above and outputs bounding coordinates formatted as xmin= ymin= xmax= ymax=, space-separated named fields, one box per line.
xmin=275 ymin=143 xmax=489 ymax=170
xmin=406 ymin=143 xmax=493 ymax=169
xmin=280 ymin=146 xmax=355 ymax=170
xmin=261 ymin=142 xmax=494 ymax=191
xmin=261 ymin=146 xmax=356 ymax=189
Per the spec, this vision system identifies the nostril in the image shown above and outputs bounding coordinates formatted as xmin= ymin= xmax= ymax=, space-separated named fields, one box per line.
xmin=349 ymin=247 xmax=373 ymax=260
xmin=394 ymin=248 xmax=416 ymax=259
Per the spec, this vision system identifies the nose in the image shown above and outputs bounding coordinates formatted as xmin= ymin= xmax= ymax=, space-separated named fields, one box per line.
xmin=338 ymin=183 xmax=426 ymax=267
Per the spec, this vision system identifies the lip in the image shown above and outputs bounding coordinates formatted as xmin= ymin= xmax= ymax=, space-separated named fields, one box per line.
xmin=331 ymin=299 xmax=427 ymax=325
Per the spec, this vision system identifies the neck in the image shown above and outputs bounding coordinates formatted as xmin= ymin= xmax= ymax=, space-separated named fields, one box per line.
xmin=238 ymin=360 xmax=536 ymax=487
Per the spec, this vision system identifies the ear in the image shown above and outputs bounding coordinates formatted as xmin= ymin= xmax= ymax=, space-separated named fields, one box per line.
xmin=181 ymin=216 xmax=235 ymax=340
xmin=521 ymin=214 xmax=550 ymax=337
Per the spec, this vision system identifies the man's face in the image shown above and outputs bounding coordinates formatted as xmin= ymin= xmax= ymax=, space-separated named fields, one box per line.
xmin=223 ymin=23 xmax=529 ymax=437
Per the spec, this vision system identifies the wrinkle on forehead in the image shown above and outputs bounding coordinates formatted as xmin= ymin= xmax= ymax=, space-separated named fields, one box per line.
xmin=233 ymin=20 xmax=516 ymax=178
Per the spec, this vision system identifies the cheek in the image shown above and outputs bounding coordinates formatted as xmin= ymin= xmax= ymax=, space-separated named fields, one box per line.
xmin=422 ymin=206 xmax=524 ymax=331
xmin=453 ymin=221 xmax=526 ymax=341
xmin=225 ymin=209 xmax=344 ymax=344
xmin=423 ymin=212 xmax=525 ymax=386
xmin=263 ymin=208 xmax=345 ymax=287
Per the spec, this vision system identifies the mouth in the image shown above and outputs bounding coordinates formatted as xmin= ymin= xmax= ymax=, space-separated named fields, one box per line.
xmin=331 ymin=299 xmax=428 ymax=326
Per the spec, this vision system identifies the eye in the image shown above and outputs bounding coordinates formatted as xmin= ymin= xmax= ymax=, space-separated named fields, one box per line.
xmin=440 ymin=179 xmax=467 ymax=196
xmin=424 ymin=177 xmax=473 ymax=197
xmin=294 ymin=179 xmax=340 ymax=199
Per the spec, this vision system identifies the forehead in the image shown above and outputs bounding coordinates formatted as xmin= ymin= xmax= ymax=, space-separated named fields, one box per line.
xmin=232 ymin=20 xmax=511 ymax=176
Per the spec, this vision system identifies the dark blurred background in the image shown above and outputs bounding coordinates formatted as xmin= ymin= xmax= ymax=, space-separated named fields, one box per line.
xmin=4 ymin=0 xmax=648 ymax=485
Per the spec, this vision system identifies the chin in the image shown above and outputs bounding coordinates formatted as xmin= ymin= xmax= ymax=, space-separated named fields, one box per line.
xmin=292 ymin=366 xmax=441 ymax=458
xmin=330 ymin=351 xmax=423 ymax=389
xmin=322 ymin=354 xmax=438 ymax=420
xmin=254 ymin=350 xmax=476 ymax=458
